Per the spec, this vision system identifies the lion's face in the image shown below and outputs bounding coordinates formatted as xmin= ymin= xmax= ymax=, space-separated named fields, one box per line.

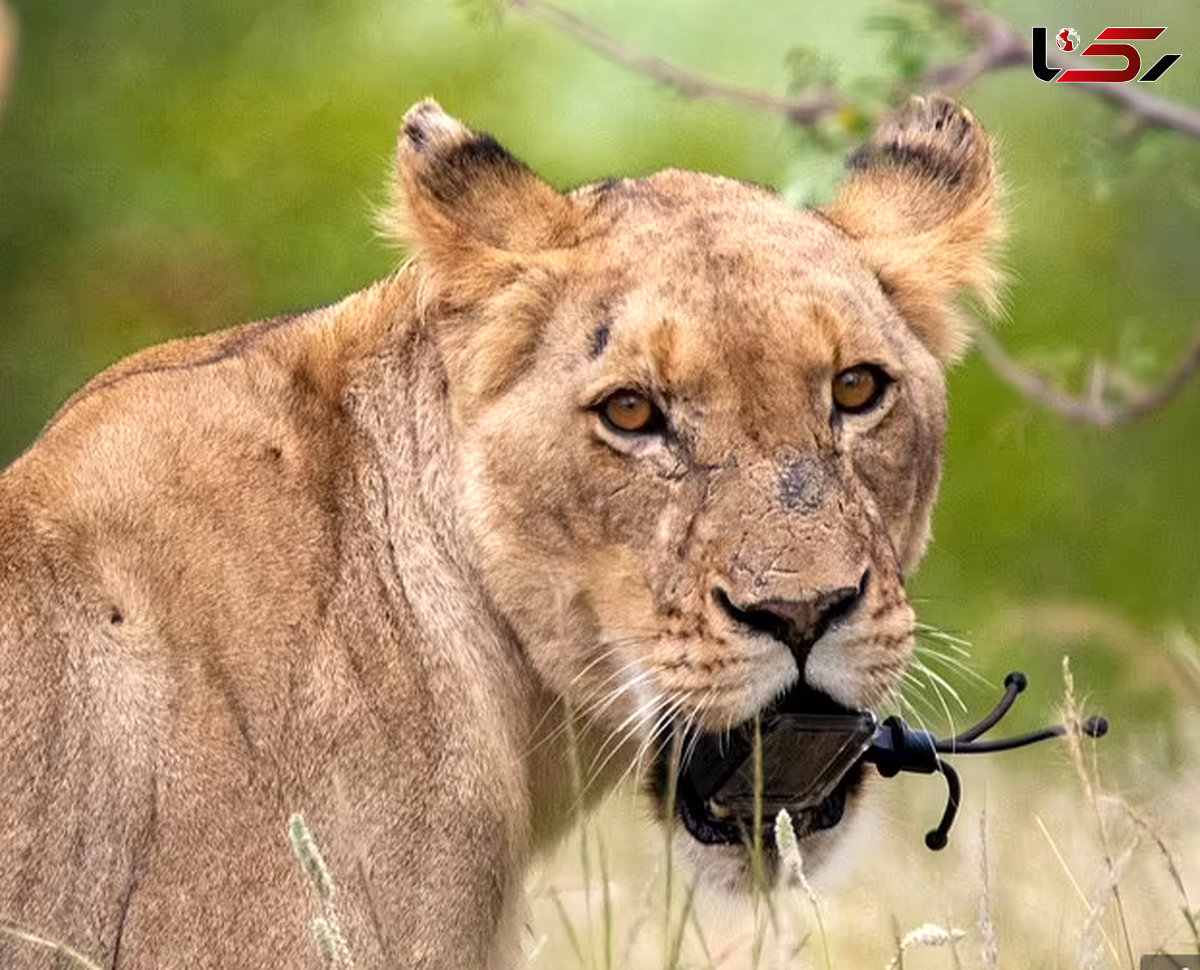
xmin=460 ymin=184 xmax=942 ymax=725
xmin=392 ymin=98 xmax=1000 ymax=875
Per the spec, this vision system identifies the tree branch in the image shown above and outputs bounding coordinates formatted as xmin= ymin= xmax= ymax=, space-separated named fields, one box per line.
xmin=1073 ymin=79 xmax=1200 ymax=142
xmin=508 ymin=0 xmax=1200 ymax=424
xmin=506 ymin=0 xmax=847 ymax=125
xmin=918 ymin=0 xmax=1026 ymax=89
xmin=921 ymin=0 xmax=1200 ymax=140
xmin=974 ymin=326 xmax=1200 ymax=428
xmin=509 ymin=0 xmax=1200 ymax=140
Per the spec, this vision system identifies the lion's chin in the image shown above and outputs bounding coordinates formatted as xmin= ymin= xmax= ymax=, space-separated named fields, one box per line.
xmin=664 ymin=790 xmax=868 ymax=896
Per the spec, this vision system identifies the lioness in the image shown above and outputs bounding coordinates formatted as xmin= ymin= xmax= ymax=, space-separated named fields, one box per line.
xmin=0 ymin=96 xmax=1000 ymax=968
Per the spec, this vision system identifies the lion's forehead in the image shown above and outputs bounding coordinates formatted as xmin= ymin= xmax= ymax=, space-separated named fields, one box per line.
xmin=570 ymin=175 xmax=901 ymax=357
xmin=531 ymin=171 xmax=943 ymax=460
xmin=561 ymin=227 xmax=915 ymax=419
xmin=609 ymin=196 xmax=857 ymax=275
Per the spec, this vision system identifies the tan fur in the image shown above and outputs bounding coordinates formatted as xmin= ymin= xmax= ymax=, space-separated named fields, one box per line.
xmin=824 ymin=96 xmax=1003 ymax=361
xmin=0 ymin=96 xmax=1001 ymax=968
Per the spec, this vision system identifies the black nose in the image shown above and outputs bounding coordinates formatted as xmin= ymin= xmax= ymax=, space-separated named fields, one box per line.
xmin=714 ymin=571 xmax=868 ymax=669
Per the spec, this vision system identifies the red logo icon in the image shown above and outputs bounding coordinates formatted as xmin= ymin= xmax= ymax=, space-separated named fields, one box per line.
xmin=1056 ymin=27 xmax=1080 ymax=52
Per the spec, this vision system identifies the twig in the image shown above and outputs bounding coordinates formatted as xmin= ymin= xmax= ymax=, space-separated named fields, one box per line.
xmin=922 ymin=0 xmax=1200 ymax=140
xmin=1073 ymin=79 xmax=1200 ymax=143
xmin=919 ymin=0 xmax=1026 ymax=89
xmin=508 ymin=0 xmax=1200 ymax=141
xmin=975 ymin=326 xmax=1200 ymax=427
xmin=926 ymin=0 xmax=1200 ymax=427
xmin=0 ymin=1 xmax=16 ymax=122
xmin=509 ymin=0 xmax=1200 ymax=423
xmin=505 ymin=0 xmax=846 ymax=126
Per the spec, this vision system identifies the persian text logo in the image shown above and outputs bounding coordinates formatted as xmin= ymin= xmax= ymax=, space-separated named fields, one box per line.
xmin=1032 ymin=26 xmax=1181 ymax=83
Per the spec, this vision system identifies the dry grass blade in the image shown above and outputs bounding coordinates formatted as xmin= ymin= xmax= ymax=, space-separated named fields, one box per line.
xmin=546 ymin=887 xmax=588 ymax=967
xmin=661 ymin=728 xmax=684 ymax=970
xmin=776 ymin=808 xmax=832 ymax=970
xmin=288 ymin=814 xmax=354 ymax=969
xmin=977 ymin=810 xmax=998 ymax=970
xmin=685 ymin=890 xmax=719 ymax=970
xmin=1078 ymin=837 xmax=1139 ymax=970
xmin=0 ymin=917 xmax=104 ymax=970
xmin=1112 ymin=798 xmax=1200 ymax=954
xmin=597 ymin=830 xmax=614 ymax=970
xmin=1034 ymin=815 xmax=1122 ymax=965
xmin=1061 ymin=657 xmax=1136 ymax=970
xmin=1061 ymin=657 xmax=1095 ymax=805
xmin=664 ymin=878 xmax=699 ymax=970
xmin=882 ymin=923 xmax=965 ymax=970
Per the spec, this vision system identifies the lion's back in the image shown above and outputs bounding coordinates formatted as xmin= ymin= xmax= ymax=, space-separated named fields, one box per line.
xmin=1 ymin=308 xmax=353 ymax=647
xmin=0 ymin=311 xmax=360 ymax=967
xmin=0 ymin=459 xmax=166 ymax=966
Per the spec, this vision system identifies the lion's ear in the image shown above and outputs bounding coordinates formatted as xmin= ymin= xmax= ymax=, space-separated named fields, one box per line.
xmin=823 ymin=96 xmax=1004 ymax=363
xmin=385 ymin=100 xmax=580 ymax=300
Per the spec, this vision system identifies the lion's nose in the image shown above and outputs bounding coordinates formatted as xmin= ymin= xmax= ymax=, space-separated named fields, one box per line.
xmin=713 ymin=570 xmax=868 ymax=669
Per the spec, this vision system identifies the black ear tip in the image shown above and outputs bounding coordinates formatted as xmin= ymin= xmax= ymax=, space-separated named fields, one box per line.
xmin=402 ymin=118 xmax=429 ymax=154
xmin=399 ymin=99 xmax=470 ymax=158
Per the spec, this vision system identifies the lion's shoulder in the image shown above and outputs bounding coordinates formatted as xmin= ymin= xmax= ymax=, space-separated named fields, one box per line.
xmin=0 ymin=292 xmax=401 ymax=665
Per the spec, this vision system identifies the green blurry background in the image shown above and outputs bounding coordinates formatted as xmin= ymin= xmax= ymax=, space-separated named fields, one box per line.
xmin=1 ymin=0 xmax=1198 ymax=961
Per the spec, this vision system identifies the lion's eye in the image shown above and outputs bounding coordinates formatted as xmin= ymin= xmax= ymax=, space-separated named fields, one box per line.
xmin=832 ymin=364 xmax=891 ymax=414
xmin=599 ymin=390 xmax=663 ymax=434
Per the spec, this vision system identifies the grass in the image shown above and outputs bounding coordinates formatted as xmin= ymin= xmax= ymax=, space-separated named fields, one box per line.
xmin=2 ymin=624 xmax=1195 ymax=970
xmin=0 ymin=918 xmax=104 ymax=970
xmin=289 ymin=813 xmax=354 ymax=969
xmin=525 ymin=652 xmax=1200 ymax=970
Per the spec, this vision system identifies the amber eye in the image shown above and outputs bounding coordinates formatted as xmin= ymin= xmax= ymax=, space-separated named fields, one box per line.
xmin=832 ymin=364 xmax=891 ymax=414
xmin=599 ymin=390 xmax=663 ymax=434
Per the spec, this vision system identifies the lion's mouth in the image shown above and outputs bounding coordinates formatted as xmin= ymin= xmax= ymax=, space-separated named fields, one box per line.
xmin=652 ymin=684 xmax=878 ymax=847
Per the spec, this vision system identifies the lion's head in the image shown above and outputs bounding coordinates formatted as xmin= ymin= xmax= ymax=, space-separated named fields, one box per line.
xmin=389 ymin=97 xmax=1001 ymax=882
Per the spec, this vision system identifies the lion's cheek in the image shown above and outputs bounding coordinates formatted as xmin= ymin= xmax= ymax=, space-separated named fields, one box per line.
xmin=458 ymin=428 xmax=688 ymax=641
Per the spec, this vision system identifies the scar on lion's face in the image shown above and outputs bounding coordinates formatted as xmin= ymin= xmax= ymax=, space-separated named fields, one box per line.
xmin=391 ymin=97 xmax=1001 ymax=751
xmin=0 ymin=96 xmax=1003 ymax=968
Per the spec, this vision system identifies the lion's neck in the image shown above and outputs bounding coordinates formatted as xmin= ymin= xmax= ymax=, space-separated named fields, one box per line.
xmin=337 ymin=272 xmax=595 ymax=858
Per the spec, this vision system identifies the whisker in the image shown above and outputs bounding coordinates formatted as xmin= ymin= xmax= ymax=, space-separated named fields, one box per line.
xmin=917 ymin=665 xmax=961 ymax=738
xmin=524 ymin=650 xmax=655 ymax=756
xmin=893 ymin=693 xmax=937 ymax=738
xmin=893 ymin=674 xmax=941 ymax=734
xmin=585 ymin=676 xmax=668 ymax=778
xmin=583 ymin=691 xmax=680 ymax=802
xmin=620 ymin=696 xmax=686 ymax=794
xmin=913 ymin=623 xmax=975 ymax=654
xmin=913 ymin=643 xmax=989 ymax=688
xmin=911 ymin=657 xmax=969 ymax=716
